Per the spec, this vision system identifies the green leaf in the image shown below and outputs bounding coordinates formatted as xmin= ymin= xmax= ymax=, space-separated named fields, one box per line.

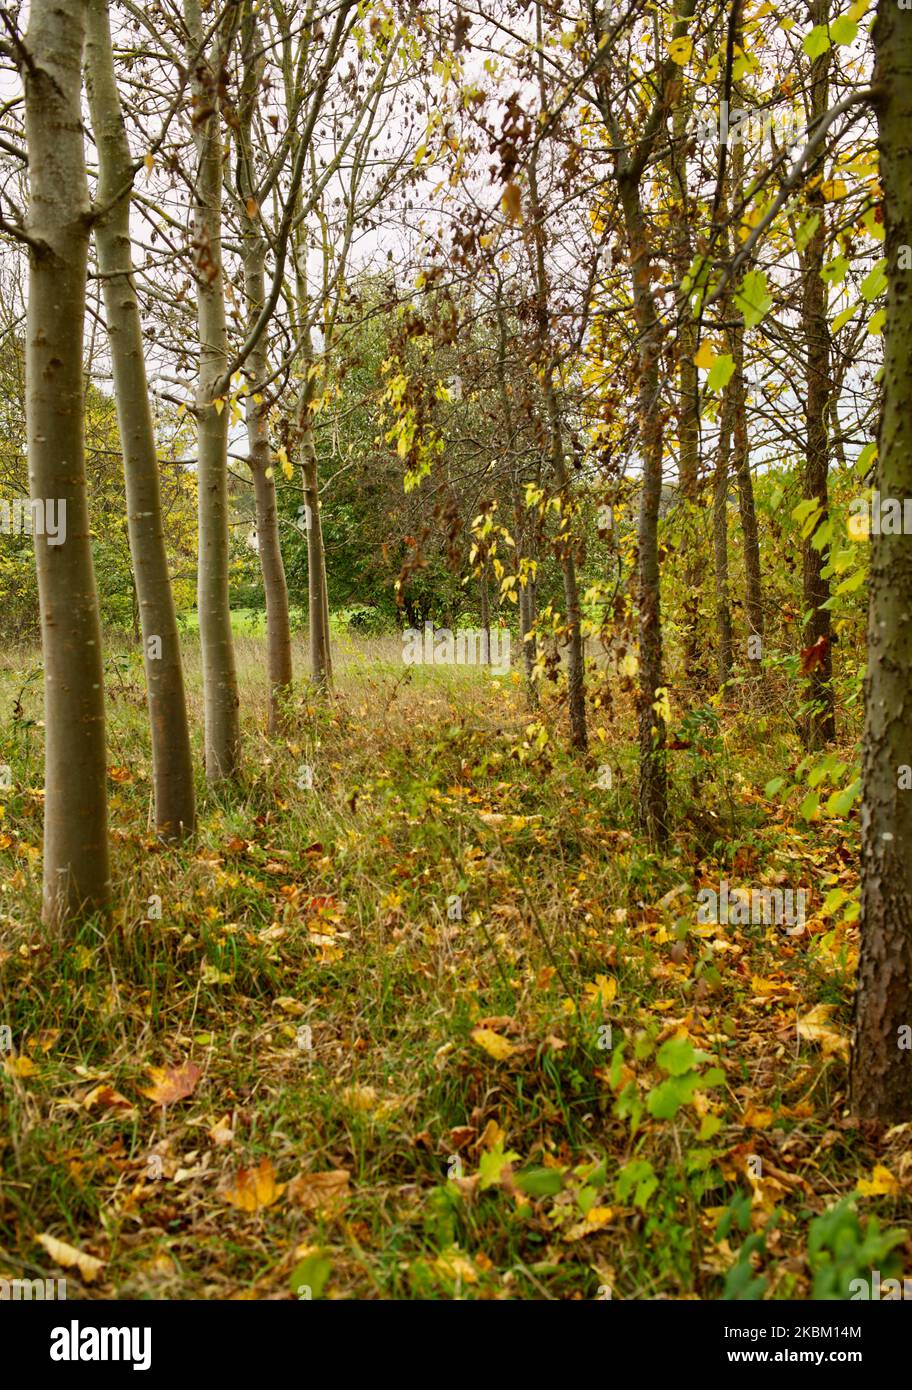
xmin=792 ymin=497 xmax=820 ymax=525
xmin=832 ymin=301 xmax=861 ymax=334
xmin=289 ymin=1252 xmax=332 ymax=1300
xmin=821 ymin=255 xmax=849 ymax=285
xmin=764 ymin=776 xmax=786 ymax=797
xmin=796 ymin=212 xmax=821 ymax=253
xmin=478 ymin=1142 xmax=522 ymax=1189
xmin=835 ymin=567 xmax=866 ymax=596
xmin=831 ymin=15 xmax=858 ymax=44
xmin=860 ymin=258 xmax=887 ymax=302
xmin=856 ymin=441 xmax=877 ymax=476
xmin=803 ymin=24 xmax=832 ymax=58
xmin=706 ymin=354 xmax=735 ymax=393
xmin=657 ymin=1034 xmax=697 ymax=1077
xmin=515 ymin=1166 xmax=564 ymax=1198
xmin=735 ymin=269 xmax=772 ymax=328
xmin=799 ymin=790 xmax=820 ymax=821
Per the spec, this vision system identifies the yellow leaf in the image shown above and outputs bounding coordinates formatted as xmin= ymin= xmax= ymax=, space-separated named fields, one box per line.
xmin=741 ymin=1103 xmax=774 ymax=1129
xmin=797 ymin=1003 xmax=849 ymax=1062
xmin=4 ymin=1054 xmax=39 ymax=1078
xmin=669 ymin=35 xmax=693 ymax=65
xmin=144 ymin=151 xmax=154 ymax=174
xmin=694 ymin=340 xmax=716 ymax=370
xmin=36 ymin=1234 xmax=104 ymax=1283
xmin=857 ymin=1164 xmax=901 ymax=1197
xmin=212 ymin=397 xmax=225 ymax=415
xmin=821 ymin=179 xmax=847 ymax=202
xmin=471 ymin=1027 xmax=520 ymax=1061
xmin=220 ymin=1157 xmax=286 ymax=1211
xmin=585 ymin=974 xmax=618 ymax=1006
xmin=565 ymin=1206 xmax=616 ymax=1241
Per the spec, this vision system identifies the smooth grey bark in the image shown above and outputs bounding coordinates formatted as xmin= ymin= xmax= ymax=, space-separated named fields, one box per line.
xmin=185 ymin=0 xmax=240 ymax=779
xmin=23 ymin=0 xmax=111 ymax=929
xmin=85 ymin=0 xmax=196 ymax=837
xmin=850 ymin=0 xmax=912 ymax=1121
xmin=237 ymin=13 xmax=293 ymax=733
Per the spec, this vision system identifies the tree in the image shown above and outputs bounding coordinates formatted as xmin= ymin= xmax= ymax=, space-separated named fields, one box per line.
xmin=850 ymin=0 xmax=912 ymax=1122
xmin=21 ymin=0 xmax=111 ymax=927
xmin=185 ymin=0 xmax=240 ymax=780
xmin=85 ymin=0 xmax=196 ymax=835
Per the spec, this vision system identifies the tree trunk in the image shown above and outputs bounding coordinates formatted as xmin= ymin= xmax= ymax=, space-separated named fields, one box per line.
xmin=85 ymin=0 xmax=196 ymax=836
xmin=185 ymin=0 xmax=240 ymax=780
xmin=526 ymin=157 xmax=587 ymax=750
xmin=800 ymin=0 xmax=836 ymax=746
xmin=237 ymin=16 xmax=293 ymax=734
xmin=713 ymin=383 xmax=735 ymax=690
xmin=299 ymin=399 xmax=333 ymax=688
xmin=850 ymin=0 xmax=912 ymax=1122
xmin=24 ymin=0 xmax=111 ymax=929
xmin=732 ymin=323 xmax=764 ymax=675
xmin=619 ymin=173 xmax=667 ymax=840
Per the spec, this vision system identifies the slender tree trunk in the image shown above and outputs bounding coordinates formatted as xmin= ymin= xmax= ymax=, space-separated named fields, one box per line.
xmin=850 ymin=0 xmax=912 ymax=1121
xmin=619 ymin=174 xmax=666 ymax=839
xmin=669 ymin=96 xmax=702 ymax=691
xmin=185 ymin=0 xmax=240 ymax=780
xmin=237 ymin=16 xmax=293 ymax=733
xmin=85 ymin=0 xmax=195 ymax=836
xmin=732 ymin=323 xmax=763 ymax=674
xmin=298 ymin=391 xmax=333 ymax=688
xmin=24 ymin=0 xmax=111 ymax=929
xmin=527 ymin=158 xmax=587 ymax=750
xmin=726 ymin=141 xmax=763 ymax=678
xmin=713 ymin=383 xmax=735 ymax=689
xmin=800 ymin=0 xmax=836 ymax=746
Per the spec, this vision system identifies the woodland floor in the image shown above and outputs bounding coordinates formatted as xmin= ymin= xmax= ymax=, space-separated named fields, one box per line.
xmin=0 ymin=634 xmax=909 ymax=1300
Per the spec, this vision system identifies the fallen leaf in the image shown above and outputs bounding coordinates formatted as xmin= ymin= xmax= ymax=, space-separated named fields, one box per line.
xmin=857 ymin=1164 xmax=902 ymax=1197
xmin=471 ymin=1027 xmax=520 ymax=1061
xmin=287 ymin=1168 xmax=350 ymax=1215
xmin=36 ymin=1234 xmax=104 ymax=1283
xmin=797 ymin=1004 xmax=849 ymax=1062
xmin=4 ymin=1055 xmax=39 ymax=1078
xmin=221 ymin=1157 xmax=285 ymax=1211
xmin=140 ymin=1061 xmax=202 ymax=1106
xmin=83 ymin=1084 xmax=136 ymax=1113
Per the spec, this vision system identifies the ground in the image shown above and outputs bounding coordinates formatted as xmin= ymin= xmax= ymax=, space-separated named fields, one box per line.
xmin=0 ymin=634 xmax=908 ymax=1300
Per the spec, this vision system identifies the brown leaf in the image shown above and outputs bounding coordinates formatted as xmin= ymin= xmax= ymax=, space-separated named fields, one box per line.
xmin=501 ymin=182 xmax=522 ymax=224
xmin=140 ymin=1061 xmax=201 ymax=1106
xmin=799 ymin=635 xmax=830 ymax=676
xmin=83 ymin=1083 xmax=136 ymax=1113
xmin=287 ymin=1168 xmax=350 ymax=1215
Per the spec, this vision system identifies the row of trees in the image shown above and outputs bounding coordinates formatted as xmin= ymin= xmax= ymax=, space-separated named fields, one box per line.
xmin=0 ymin=0 xmax=909 ymax=1117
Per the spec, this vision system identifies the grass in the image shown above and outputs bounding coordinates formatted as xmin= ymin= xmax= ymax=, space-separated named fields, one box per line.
xmin=0 ymin=630 xmax=908 ymax=1300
